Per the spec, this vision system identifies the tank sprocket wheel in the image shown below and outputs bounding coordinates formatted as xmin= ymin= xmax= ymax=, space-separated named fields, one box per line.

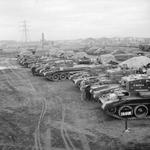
xmin=52 ymin=73 xmax=59 ymax=81
xmin=118 ymin=105 xmax=133 ymax=118
xmin=134 ymin=105 xmax=148 ymax=119
xmin=60 ymin=73 xmax=67 ymax=81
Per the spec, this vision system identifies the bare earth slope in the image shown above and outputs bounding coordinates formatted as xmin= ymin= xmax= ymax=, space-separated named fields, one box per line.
xmin=0 ymin=55 xmax=150 ymax=150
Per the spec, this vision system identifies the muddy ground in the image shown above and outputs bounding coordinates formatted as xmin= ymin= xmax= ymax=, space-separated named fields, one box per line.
xmin=0 ymin=55 xmax=150 ymax=150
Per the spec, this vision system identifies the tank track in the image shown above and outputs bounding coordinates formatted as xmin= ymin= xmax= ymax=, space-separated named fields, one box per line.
xmin=45 ymin=71 xmax=82 ymax=81
xmin=103 ymin=98 xmax=150 ymax=120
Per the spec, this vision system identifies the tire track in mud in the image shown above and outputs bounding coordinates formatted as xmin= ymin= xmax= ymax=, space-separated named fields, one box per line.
xmin=19 ymin=74 xmax=48 ymax=150
xmin=36 ymin=81 xmax=69 ymax=150
xmin=57 ymin=94 xmax=98 ymax=150
xmin=35 ymin=98 xmax=47 ymax=150
xmin=7 ymin=68 xmax=36 ymax=92
xmin=2 ymin=59 xmax=92 ymax=150
xmin=3 ymin=60 xmax=36 ymax=92
xmin=1 ymin=68 xmax=18 ymax=90
xmin=41 ymin=80 xmax=76 ymax=150
xmin=44 ymin=81 xmax=94 ymax=150
xmin=1 ymin=59 xmax=47 ymax=150
xmin=1 ymin=60 xmax=105 ymax=150
xmin=66 ymin=103 xmax=91 ymax=150
xmin=56 ymin=96 xmax=76 ymax=150
xmin=0 ymin=143 xmax=33 ymax=149
xmin=38 ymin=78 xmax=76 ymax=150
xmin=60 ymin=106 xmax=71 ymax=150
xmin=44 ymin=126 xmax=52 ymax=150
xmin=0 ymin=73 xmax=42 ymax=150
xmin=1 ymin=61 xmax=35 ymax=107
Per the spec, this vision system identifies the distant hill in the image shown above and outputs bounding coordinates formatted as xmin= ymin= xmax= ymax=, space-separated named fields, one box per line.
xmin=0 ymin=37 xmax=150 ymax=53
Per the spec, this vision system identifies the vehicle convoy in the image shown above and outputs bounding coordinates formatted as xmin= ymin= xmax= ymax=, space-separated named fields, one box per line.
xmin=99 ymin=74 xmax=150 ymax=119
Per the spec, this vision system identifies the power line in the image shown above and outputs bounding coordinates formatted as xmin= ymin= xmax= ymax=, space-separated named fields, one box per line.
xmin=23 ymin=20 xmax=27 ymax=42
xmin=20 ymin=20 xmax=30 ymax=43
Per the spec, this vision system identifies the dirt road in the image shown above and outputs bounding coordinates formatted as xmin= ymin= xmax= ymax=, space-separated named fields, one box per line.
xmin=0 ymin=56 xmax=150 ymax=150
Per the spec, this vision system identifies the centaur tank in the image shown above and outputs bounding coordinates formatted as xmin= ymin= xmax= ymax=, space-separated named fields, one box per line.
xmin=43 ymin=64 xmax=106 ymax=81
xmin=99 ymin=74 xmax=150 ymax=119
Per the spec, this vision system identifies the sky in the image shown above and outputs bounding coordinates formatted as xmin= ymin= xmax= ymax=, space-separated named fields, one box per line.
xmin=0 ymin=0 xmax=149 ymax=41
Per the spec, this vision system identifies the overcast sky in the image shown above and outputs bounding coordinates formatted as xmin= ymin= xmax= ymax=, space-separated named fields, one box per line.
xmin=0 ymin=0 xmax=149 ymax=41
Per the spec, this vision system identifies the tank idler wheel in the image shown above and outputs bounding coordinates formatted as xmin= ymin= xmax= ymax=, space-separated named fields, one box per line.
xmin=46 ymin=75 xmax=52 ymax=81
xmin=60 ymin=73 xmax=67 ymax=81
xmin=118 ymin=105 xmax=133 ymax=117
xmin=52 ymin=73 xmax=59 ymax=81
xmin=134 ymin=105 xmax=148 ymax=119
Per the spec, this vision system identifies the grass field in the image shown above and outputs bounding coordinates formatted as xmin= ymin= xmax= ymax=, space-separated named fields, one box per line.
xmin=0 ymin=53 xmax=150 ymax=150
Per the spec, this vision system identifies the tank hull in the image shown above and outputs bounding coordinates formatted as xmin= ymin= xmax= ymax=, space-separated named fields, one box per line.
xmin=102 ymin=97 xmax=150 ymax=119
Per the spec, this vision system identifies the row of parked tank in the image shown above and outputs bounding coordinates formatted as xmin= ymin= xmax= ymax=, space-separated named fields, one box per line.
xmin=17 ymin=54 xmax=117 ymax=81
xmin=17 ymin=54 xmax=150 ymax=120
xmin=69 ymin=65 xmax=150 ymax=119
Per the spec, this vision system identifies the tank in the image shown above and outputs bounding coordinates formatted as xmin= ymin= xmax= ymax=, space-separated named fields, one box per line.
xmin=78 ymin=67 xmax=137 ymax=99
xmin=99 ymin=74 xmax=150 ymax=119
xmin=72 ymin=74 xmax=91 ymax=87
xmin=77 ymin=57 xmax=92 ymax=64
xmin=31 ymin=59 xmax=72 ymax=76
xmin=74 ymin=68 xmax=150 ymax=119
xmin=72 ymin=67 xmax=136 ymax=91
xmin=43 ymin=64 xmax=104 ymax=81
xmin=69 ymin=71 xmax=90 ymax=81
xmin=43 ymin=65 xmax=91 ymax=81
xmin=31 ymin=59 xmax=57 ymax=76
xmin=17 ymin=55 xmax=40 ymax=67
xmin=80 ymin=76 xmax=118 ymax=102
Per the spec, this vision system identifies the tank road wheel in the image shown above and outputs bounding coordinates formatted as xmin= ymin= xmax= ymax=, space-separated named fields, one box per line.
xmin=134 ymin=105 xmax=148 ymax=119
xmin=60 ymin=73 xmax=67 ymax=81
xmin=52 ymin=73 xmax=59 ymax=81
xmin=118 ymin=105 xmax=133 ymax=118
